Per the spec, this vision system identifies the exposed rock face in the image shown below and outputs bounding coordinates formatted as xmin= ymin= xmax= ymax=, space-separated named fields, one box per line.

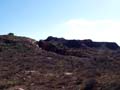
xmin=45 ymin=36 xmax=119 ymax=50
xmin=105 ymin=42 xmax=119 ymax=50
xmin=38 ymin=40 xmax=66 ymax=55
xmin=38 ymin=36 xmax=119 ymax=57
xmin=46 ymin=36 xmax=66 ymax=42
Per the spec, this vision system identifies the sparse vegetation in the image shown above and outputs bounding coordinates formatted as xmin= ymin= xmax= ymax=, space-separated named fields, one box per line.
xmin=0 ymin=35 xmax=120 ymax=90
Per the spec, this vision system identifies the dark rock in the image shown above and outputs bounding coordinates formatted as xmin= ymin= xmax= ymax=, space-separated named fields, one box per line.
xmin=38 ymin=36 xmax=120 ymax=57
xmin=105 ymin=42 xmax=119 ymax=50
xmin=45 ymin=36 xmax=65 ymax=43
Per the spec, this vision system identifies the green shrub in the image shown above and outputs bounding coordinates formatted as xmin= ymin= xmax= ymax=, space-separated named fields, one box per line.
xmin=8 ymin=33 xmax=14 ymax=36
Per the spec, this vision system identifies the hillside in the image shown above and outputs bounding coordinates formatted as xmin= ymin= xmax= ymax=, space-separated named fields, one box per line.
xmin=0 ymin=34 xmax=120 ymax=90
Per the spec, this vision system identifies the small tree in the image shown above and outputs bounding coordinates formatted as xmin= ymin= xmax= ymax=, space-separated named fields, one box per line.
xmin=8 ymin=33 xmax=14 ymax=36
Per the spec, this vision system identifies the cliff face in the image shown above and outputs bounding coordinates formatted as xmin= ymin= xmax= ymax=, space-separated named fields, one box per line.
xmin=0 ymin=35 xmax=120 ymax=90
xmin=38 ymin=36 xmax=119 ymax=57
xmin=44 ymin=36 xmax=119 ymax=50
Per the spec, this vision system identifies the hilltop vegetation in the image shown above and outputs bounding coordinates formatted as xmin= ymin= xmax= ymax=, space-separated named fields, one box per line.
xmin=0 ymin=34 xmax=120 ymax=90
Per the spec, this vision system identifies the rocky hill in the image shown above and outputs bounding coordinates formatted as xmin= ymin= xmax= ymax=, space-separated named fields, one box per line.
xmin=0 ymin=34 xmax=120 ymax=90
xmin=38 ymin=36 xmax=119 ymax=57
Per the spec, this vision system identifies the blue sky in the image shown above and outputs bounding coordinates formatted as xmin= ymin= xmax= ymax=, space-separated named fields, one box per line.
xmin=0 ymin=0 xmax=120 ymax=44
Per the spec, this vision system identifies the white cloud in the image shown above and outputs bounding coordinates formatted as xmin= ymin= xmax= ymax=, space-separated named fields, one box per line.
xmin=58 ymin=19 xmax=120 ymax=45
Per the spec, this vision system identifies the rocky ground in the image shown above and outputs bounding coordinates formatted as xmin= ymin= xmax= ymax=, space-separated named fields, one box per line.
xmin=0 ymin=34 xmax=120 ymax=90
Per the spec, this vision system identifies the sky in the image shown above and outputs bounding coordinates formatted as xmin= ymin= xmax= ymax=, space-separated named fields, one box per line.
xmin=0 ymin=0 xmax=120 ymax=44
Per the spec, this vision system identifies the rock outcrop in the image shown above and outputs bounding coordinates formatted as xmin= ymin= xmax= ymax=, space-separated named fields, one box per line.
xmin=38 ymin=36 xmax=119 ymax=57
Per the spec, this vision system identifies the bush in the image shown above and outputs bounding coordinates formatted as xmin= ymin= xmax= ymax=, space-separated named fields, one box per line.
xmin=8 ymin=33 xmax=14 ymax=36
